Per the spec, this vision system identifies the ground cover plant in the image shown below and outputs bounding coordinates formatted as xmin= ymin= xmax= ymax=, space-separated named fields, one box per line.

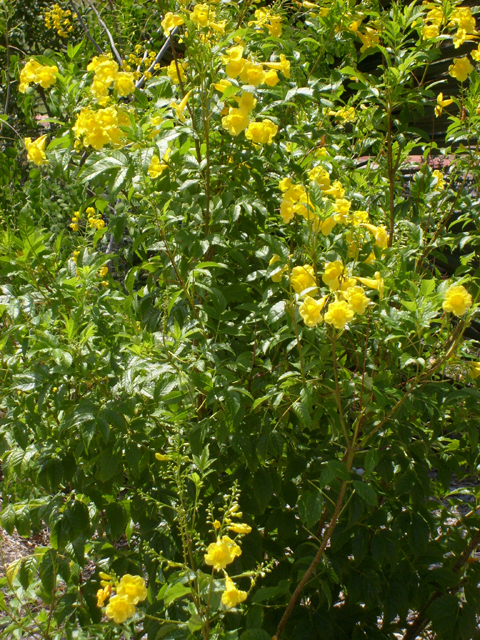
xmin=1 ymin=0 xmax=480 ymax=638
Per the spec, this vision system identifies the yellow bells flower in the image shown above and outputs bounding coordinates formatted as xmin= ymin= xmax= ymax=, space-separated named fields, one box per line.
xmin=356 ymin=272 xmax=385 ymax=299
xmin=222 ymin=45 xmax=246 ymax=78
xmin=343 ymin=286 xmax=370 ymax=315
xmin=87 ymin=54 xmax=112 ymax=72
xmin=264 ymin=69 xmax=280 ymax=86
xmin=171 ymin=90 xmax=192 ymax=122
xmin=422 ymin=23 xmax=440 ymax=38
xmin=190 ymin=3 xmax=211 ymax=26
xmin=299 ymin=295 xmax=327 ymax=327
xmin=269 ymin=254 xmax=288 ymax=282
xmin=35 ymin=64 xmax=58 ymax=89
xmin=96 ymin=583 xmax=112 ymax=608
xmin=290 ymin=265 xmax=317 ymax=295
xmin=235 ymin=91 xmax=257 ymax=113
xmin=449 ymin=7 xmax=476 ymax=34
xmin=155 ymin=452 xmax=171 ymax=461
xmin=308 ymin=165 xmax=331 ymax=191
xmin=221 ymin=576 xmax=248 ymax=609
xmin=324 ymin=300 xmax=355 ymax=329
xmin=228 ymin=523 xmax=252 ymax=534
xmin=449 ymin=57 xmax=474 ymax=82
xmin=324 ymin=180 xmax=345 ymax=199
xmin=471 ymin=45 xmax=480 ymax=61
xmin=222 ymin=107 xmax=250 ymax=136
xmin=332 ymin=198 xmax=352 ymax=224
xmin=442 ymin=284 xmax=472 ymax=316
xmin=358 ymin=28 xmax=380 ymax=53
xmin=340 ymin=276 xmax=357 ymax=292
xmin=116 ymin=574 xmax=148 ymax=605
xmin=214 ymin=78 xmax=232 ymax=93
xmin=114 ymin=72 xmax=135 ymax=97
xmin=452 ymin=28 xmax=475 ymax=49
xmin=294 ymin=193 xmax=314 ymax=220
xmin=94 ymin=59 xmax=119 ymax=87
xmin=470 ymin=362 xmax=480 ymax=379
xmin=204 ymin=536 xmax=242 ymax=571
xmin=19 ymin=59 xmax=42 ymax=92
xmin=210 ymin=20 xmax=227 ymax=35
xmin=91 ymin=78 xmax=109 ymax=103
xmin=280 ymin=198 xmax=295 ymax=223
xmin=213 ymin=520 xmax=221 ymax=529
xmin=351 ymin=210 xmax=369 ymax=226
xmin=362 ymin=223 xmax=388 ymax=248
xmin=279 ymin=177 xmax=292 ymax=192
xmin=322 ymin=260 xmax=344 ymax=291
xmin=435 ymin=93 xmax=454 ymax=117
xmin=25 ymin=135 xmax=48 ymax=166
xmin=265 ymin=15 xmax=282 ymax=38
xmin=148 ymin=155 xmax=169 ymax=178
xmin=264 ymin=54 xmax=290 ymax=78
xmin=161 ymin=12 xmax=184 ymax=36
xmin=313 ymin=216 xmax=336 ymax=236
xmin=432 ymin=169 xmax=445 ymax=191
xmin=105 ymin=596 xmax=136 ymax=623
xmin=168 ymin=60 xmax=187 ymax=85
xmin=239 ymin=60 xmax=265 ymax=86
xmin=245 ymin=119 xmax=278 ymax=144
xmin=426 ymin=7 xmax=443 ymax=26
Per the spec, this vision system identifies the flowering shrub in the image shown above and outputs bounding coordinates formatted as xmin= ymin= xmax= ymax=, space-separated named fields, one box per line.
xmin=1 ymin=0 xmax=480 ymax=639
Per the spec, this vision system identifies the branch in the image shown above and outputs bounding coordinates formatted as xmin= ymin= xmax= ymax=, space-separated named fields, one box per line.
xmin=84 ymin=0 xmax=123 ymax=66
xmin=67 ymin=0 xmax=103 ymax=55
xmin=135 ymin=28 xmax=179 ymax=90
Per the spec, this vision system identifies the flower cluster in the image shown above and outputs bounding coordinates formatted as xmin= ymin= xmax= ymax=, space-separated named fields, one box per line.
xmin=86 ymin=207 xmax=105 ymax=231
xmin=97 ymin=573 xmax=148 ymax=624
xmin=19 ymin=59 xmax=58 ymax=93
xmin=248 ymin=8 xmax=283 ymax=37
xmin=44 ymin=4 xmax=74 ymax=37
xmin=449 ymin=6 xmax=477 ymax=48
xmin=421 ymin=5 xmax=443 ymax=39
xmin=73 ymin=106 xmax=130 ymax=150
xmin=24 ymin=135 xmax=48 ymax=166
xmin=87 ymin=54 xmax=135 ymax=104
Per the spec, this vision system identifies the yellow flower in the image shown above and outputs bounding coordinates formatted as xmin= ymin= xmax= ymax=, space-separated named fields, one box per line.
xmin=228 ymin=523 xmax=252 ymax=534
xmin=116 ymin=575 xmax=148 ymax=605
xmin=190 ymin=3 xmax=211 ymax=27
xmin=264 ymin=54 xmax=290 ymax=78
xmin=221 ymin=576 xmax=248 ymax=609
xmin=324 ymin=300 xmax=355 ymax=329
xmin=432 ymin=169 xmax=445 ymax=191
xmin=171 ymin=90 xmax=192 ymax=122
xmin=148 ymin=154 xmax=169 ymax=178
xmin=343 ymin=286 xmax=370 ymax=315
xmin=280 ymin=198 xmax=295 ymax=223
xmin=265 ymin=15 xmax=282 ymax=37
xmin=442 ymin=284 xmax=472 ymax=316
xmin=213 ymin=520 xmax=221 ymax=529
xmin=449 ymin=7 xmax=476 ymax=34
xmin=435 ymin=92 xmax=454 ymax=117
xmin=279 ymin=177 xmax=292 ymax=192
xmin=351 ymin=210 xmax=369 ymax=226
xmin=91 ymin=79 xmax=109 ymax=103
xmin=222 ymin=108 xmax=250 ymax=136
xmin=214 ymin=78 xmax=232 ymax=93
xmin=358 ymin=28 xmax=380 ymax=53
xmin=167 ymin=60 xmax=187 ymax=85
xmin=426 ymin=7 xmax=443 ymax=26
xmin=161 ymin=12 xmax=184 ymax=36
xmin=314 ymin=216 xmax=336 ymax=236
xmin=322 ymin=260 xmax=344 ymax=291
xmin=362 ymin=223 xmax=388 ymax=248
xmin=245 ymin=119 xmax=278 ymax=144
xmin=35 ymin=64 xmax=58 ymax=89
xmin=356 ymin=272 xmax=385 ymax=299
xmin=222 ymin=45 xmax=246 ymax=78
xmin=114 ymin=72 xmax=135 ymax=96
xmin=290 ymin=265 xmax=317 ymax=295
xmin=422 ymin=23 xmax=439 ymax=39
xmin=204 ymin=536 xmax=242 ymax=571
xmin=324 ymin=181 xmax=344 ymax=199
xmin=299 ymin=295 xmax=327 ymax=327
xmin=449 ymin=57 xmax=474 ymax=82
xmin=97 ymin=583 xmax=112 ymax=608
xmin=105 ymin=595 xmax=136 ymax=623
xmin=239 ymin=60 xmax=265 ymax=86
xmin=87 ymin=54 xmax=112 ymax=72
xmin=308 ymin=165 xmax=331 ymax=191
xmin=155 ymin=453 xmax=171 ymax=461
xmin=470 ymin=362 xmax=480 ymax=379
xmin=25 ymin=135 xmax=48 ymax=166
xmin=332 ymin=198 xmax=352 ymax=224
xmin=99 ymin=266 xmax=109 ymax=277
xmin=269 ymin=255 xmax=288 ymax=282
xmin=265 ymin=69 xmax=280 ymax=86
xmin=93 ymin=59 xmax=119 ymax=87
xmin=471 ymin=45 xmax=480 ymax=61
xmin=235 ymin=91 xmax=257 ymax=113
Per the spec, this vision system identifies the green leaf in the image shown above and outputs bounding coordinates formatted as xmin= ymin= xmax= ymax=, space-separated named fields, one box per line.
xmin=240 ymin=630 xmax=271 ymax=640
xmin=1 ymin=505 xmax=15 ymax=535
xmin=105 ymin=502 xmax=127 ymax=540
xmin=352 ymin=480 xmax=377 ymax=506
xmin=164 ymin=582 xmax=192 ymax=607
xmin=298 ymin=489 xmax=323 ymax=529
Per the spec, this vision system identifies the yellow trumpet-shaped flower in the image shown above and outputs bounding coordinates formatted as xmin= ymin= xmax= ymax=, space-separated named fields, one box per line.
xmin=171 ymin=90 xmax=192 ymax=122
xmin=264 ymin=54 xmax=290 ymax=78
xmin=299 ymin=295 xmax=328 ymax=327
xmin=116 ymin=574 xmax=148 ymax=605
xmin=356 ymin=272 xmax=385 ymax=299
xmin=435 ymin=93 xmax=454 ymax=117
xmin=161 ymin=12 xmax=184 ymax=36
xmin=204 ymin=536 xmax=242 ymax=571
xmin=25 ymin=135 xmax=48 ymax=166
xmin=442 ymin=284 xmax=472 ymax=316
xmin=362 ymin=223 xmax=388 ymax=248
xmin=469 ymin=362 xmax=480 ymax=379
xmin=322 ymin=260 xmax=344 ymax=291
xmin=269 ymin=255 xmax=288 ymax=282
xmin=290 ymin=265 xmax=317 ymax=295
xmin=343 ymin=286 xmax=370 ymax=315
xmin=228 ymin=523 xmax=252 ymax=534
xmin=324 ymin=300 xmax=355 ymax=329
xmin=221 ymin=576 xmax=248 ymax=609
xmin=105 ymin=596 xmax=136 ymax=623
xmin=449 ymin=57 xmax=474 ymax=82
